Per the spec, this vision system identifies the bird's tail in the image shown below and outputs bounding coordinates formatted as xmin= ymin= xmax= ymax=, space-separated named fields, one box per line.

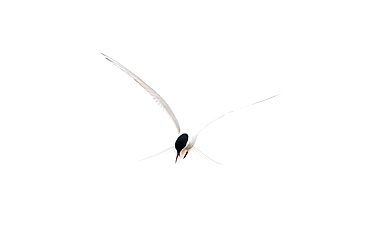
xmin=192 ymin=147 xmax=224 ymax=165
xmin=139 ymin=146 xmax=175 ymax=162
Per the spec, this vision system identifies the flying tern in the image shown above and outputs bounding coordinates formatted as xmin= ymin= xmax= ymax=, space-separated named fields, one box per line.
xmin=102 ymin=53 xmax=279 ymax=163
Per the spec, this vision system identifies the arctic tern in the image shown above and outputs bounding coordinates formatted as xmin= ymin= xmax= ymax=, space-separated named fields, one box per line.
xmin=102 ymin=53 xmax=278 ymax=164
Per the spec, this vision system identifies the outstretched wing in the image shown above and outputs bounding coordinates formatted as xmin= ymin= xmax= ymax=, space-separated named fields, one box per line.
xmin=102 ymin=53 xmax=181 ymax=134
xmin=197 ymin=94 xmax=280 ymax=134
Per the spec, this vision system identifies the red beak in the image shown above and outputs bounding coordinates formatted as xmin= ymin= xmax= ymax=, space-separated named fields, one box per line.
xmin=175 ymin=153 xmax=180 ymax=163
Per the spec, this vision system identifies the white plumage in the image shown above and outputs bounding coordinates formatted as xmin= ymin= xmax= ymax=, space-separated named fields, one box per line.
xmin=102 ymin=53 xmax=279 ymax=164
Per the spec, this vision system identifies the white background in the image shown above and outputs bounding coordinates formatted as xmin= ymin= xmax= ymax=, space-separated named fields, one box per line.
xmin=1 ymin=0 xmax=369 ymax=246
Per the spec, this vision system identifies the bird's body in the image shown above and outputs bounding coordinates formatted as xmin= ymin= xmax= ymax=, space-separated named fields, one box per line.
xmin=102 ymin=53 xmax=278 ymax=163
xmin=175 ymin=133 xmax=199 ymax=162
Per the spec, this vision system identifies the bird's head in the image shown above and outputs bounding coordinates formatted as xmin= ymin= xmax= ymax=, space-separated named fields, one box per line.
xmin=175 ymin=133 xmax=189 ymax=163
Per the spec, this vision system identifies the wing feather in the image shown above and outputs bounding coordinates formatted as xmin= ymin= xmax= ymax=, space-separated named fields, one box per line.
xmin=102 ymin=53 xmax=181 ymax=134
xmin=197 ymin=94 xmax=280 ymax=134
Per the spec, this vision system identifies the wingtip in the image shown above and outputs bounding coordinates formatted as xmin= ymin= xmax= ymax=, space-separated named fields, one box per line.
xmin=101 ymin=53 xmax=112 ymax=62
xmin=101 ymin=53 xmax=110 ymax=60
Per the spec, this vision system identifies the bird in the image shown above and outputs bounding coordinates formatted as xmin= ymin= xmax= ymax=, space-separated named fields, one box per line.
xmin=102 ymin=53 xmax=279 ymax=164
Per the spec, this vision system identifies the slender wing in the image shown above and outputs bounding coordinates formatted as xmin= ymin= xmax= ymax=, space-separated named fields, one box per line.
xmin=102 ymin=53 xmax=181 ymax=134
xmin=197 ymin=94 xmax=280 ymax=134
